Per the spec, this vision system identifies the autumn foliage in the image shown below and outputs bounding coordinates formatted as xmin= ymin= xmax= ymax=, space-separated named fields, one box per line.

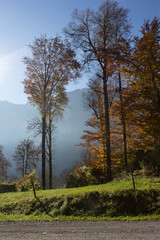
xmin=76 ymin=17 xmax=160 ymax=183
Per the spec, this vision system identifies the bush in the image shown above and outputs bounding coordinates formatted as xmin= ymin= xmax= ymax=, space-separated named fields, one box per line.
xmin=90 ymin=167 xmax=108 ymax=184
xmin=16 ymin=170 xmax=41 ymax=192
xmin=66 ymin=166 xmax=98 ymax=188
xmin=0 ymin=182 xmax=16 ymax=193
xmin=128 ymin=146 xmax=160 ymax=176
xmin=141 ymin=145 xmax=160 ymax=176
xmin=66 ymin=171 xmax=89 ymax=188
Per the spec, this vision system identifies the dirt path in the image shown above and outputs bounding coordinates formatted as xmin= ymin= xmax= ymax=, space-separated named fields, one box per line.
xmin=0 ymin=221 xmax=160 ymax=240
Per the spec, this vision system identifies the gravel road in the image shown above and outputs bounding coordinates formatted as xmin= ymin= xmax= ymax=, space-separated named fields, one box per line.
xmin=0 ymin=221 xmax=160 ymax=240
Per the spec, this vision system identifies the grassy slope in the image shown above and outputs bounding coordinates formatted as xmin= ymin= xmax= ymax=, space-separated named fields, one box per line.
xmin=0 ymin=177 xmax=160 ymax=221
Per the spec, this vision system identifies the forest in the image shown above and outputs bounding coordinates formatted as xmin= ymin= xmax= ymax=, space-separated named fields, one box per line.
xmin=0 ymin=0 xmax=159 ymax=191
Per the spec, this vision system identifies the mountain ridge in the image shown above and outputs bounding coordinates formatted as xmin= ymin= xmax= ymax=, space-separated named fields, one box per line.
xmin=0 ymin=88 xmax=91 ymax=178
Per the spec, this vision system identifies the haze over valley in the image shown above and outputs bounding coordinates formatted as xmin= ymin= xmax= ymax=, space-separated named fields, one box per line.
xmin=0 ymin=88 xmax=91 ymax=178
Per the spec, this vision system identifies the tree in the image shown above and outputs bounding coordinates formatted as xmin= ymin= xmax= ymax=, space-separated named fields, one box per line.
xmin=111 ymin=98 xmax=146 ymax=170
xmin=65 ymin=0 xmax=130 ymax=181
xmin=79 ymin=80 xmax=126 ymax=181
xmin=0 ymin=146 xmax=11 ymax=181
xmin=23 ymin=35 xmax=80 ymax=189
xmin=113 ymin=37 xmax=132 ymax=171
xmin=13 ymin=139 xmax=40 ymax=178
xmin=16 ymin=169 xmax=40 ymax=192
xmin=81 ymin=82 xmax=106 ymax=170
xmin=126 ymin=17 xmax=160 ymax=149
xmin=27 ymin=116 xmax=56 ymax=189
xmin=79 ymin=78 xmax=118 ymax=182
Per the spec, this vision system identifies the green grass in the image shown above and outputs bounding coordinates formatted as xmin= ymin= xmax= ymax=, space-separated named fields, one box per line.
xmin=1 ymin=176 xmax=159 ymax=203
xmin=0 ymin=176 xmax=160 ymax=221
xmin=0 ymin=213 xmax=160 ymax=222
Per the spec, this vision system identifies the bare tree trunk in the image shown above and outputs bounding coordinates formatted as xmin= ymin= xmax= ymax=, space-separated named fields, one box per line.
xmin=49 ymin=117 xmax=52 ymax=189
xmin=103 ymin=72 xmax=112 ymax=181
xmin=42 ymin=116 xmax=46 ymax=190
xmin=22 ymin=157 xmax=25 ymax=178
xmin=98 ymin=93 xmax=107 ymax=170
xmin=25 ymin=143 xmax=29 ymax=175
xmin=118 ymin=72 xmax=128 ymax=171
xmin=131 ymin=166 xmax=136 ymax=191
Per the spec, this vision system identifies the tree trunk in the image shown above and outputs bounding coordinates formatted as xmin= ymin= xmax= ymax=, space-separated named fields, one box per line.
xmin=22 ymin=157 xmax=25 ymax=178
xmin=25 ymin=144 xmax=29 ymax=175
xmin=42 ymin=116 xmax=46 ymax=190
xmin=118 ymin=72 xmax=128 ymax=171
xmin=151 ymin=74 xmax=160 ymax=110
xmin=131 ymin=166 xmax=136 ymax=191
xmin=103 ymin=72 xmax=112 ymax=181
xmin=49 ymin=117 xmax=52 ymax=189
xmin=98 ymin=93 xmax=107 ymax=168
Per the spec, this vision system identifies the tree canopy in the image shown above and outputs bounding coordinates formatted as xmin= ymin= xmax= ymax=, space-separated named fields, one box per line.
xmin=23 ymin=35 xmax=80 ymax=189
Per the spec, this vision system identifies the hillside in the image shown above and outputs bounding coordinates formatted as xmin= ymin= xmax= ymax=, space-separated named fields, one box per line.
xmin=0 ymin=177 xmax=160 ymax=221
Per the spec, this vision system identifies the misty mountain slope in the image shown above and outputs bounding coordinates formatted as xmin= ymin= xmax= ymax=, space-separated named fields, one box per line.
xmin=0 ymin=101 xmax=38 ymax=149
xmin=55 ymin=89 xmax=91 ymax=175
xmin=0 ymin=89 xmax=91 ymax=177
xmin=0 ymin=101 xmax=38 ymax=175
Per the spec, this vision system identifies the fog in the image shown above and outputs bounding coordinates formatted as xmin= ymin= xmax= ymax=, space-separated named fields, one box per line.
xmin=0 ymin=89 xmax=91 ymax=178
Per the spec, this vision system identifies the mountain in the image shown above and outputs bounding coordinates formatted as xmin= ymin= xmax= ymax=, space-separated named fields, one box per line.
xmin=0 ymin=89 xmax=91 ymax=178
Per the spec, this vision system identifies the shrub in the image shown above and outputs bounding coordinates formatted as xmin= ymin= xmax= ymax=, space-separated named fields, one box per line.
xmin=0 ymin=182 xmax=16 ymax=193
xmin=90 ymin=167 xmax=108 ymax=184
xmin=141 ymin=145 xmax=160 ymax=176
xmin=66 ymin=165 xmax=100 ymax=188
xmin=66 ymin=172 xmax=88 ymax=188
xmin=16 ymin=170 xmax=41 ymax=192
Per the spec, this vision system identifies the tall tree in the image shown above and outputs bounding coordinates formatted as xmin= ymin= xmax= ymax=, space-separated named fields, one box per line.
xmin=126 ymin=17 xmax=160 ymax=148
xmin=23 ymin=35 xmax=80 ymax=189
xmin=13 ymin=139 xmax=40 ymax=178
xmin=27 ymin=116 xmax=55 ymax=189
xmin=113 ymin=37 xmax=131 ymax=171
xmin=0 ymin=146 xmax=11 ymax=181
xmin=79 ymin=87 xmax=107 ymax=183
xmin=79 ymin=79 xmax=125 ymax=180
xmin=64 ymin=0 xmax=130 ymax=181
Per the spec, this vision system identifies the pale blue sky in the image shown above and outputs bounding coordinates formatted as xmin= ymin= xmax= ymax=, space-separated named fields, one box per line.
xmin=0 ymin=0 xmax=159 ymax=104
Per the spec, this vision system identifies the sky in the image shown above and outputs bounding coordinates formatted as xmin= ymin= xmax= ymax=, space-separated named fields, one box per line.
xmin=0 ymin=0 xmax=159 ymax=104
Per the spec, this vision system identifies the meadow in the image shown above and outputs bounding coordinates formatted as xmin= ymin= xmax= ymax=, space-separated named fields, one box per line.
xmin=0 ymin=177 xmax=160 ymax=221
